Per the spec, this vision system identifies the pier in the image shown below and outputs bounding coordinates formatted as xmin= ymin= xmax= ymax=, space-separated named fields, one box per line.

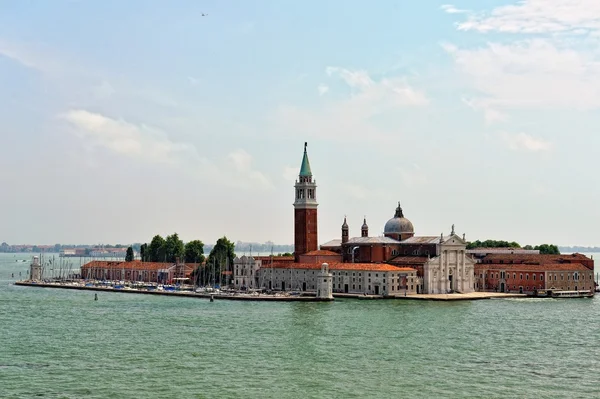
xmin=14 ymin=281 xmax=529 ymax=302
xmin=13 ymin=281 xmax=334 ymax=302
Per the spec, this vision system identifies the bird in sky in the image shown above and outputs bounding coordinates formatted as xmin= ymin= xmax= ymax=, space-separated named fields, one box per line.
xmin=202 ymin=13 xmax=208 ymax=16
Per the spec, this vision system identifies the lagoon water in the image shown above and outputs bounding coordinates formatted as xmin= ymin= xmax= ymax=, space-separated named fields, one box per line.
xmin=1 ymin=253 xmax=600 ymax=399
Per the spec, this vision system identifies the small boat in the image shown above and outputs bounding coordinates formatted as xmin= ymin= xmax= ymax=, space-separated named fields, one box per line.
xmin=549 ymin=290 xmax=594 ymax=298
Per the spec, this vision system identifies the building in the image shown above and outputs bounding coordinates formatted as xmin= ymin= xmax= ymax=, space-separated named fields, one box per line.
xmin=294 ymin=142 xmax=319 ymax=262
xmin=474 ymin=253 xmax=595 ymax=294
xmin=257 ymin=261 xmax=418 ymax=295
xmin=256 ymin=142 xmax=465 ymax=296
xmin=81 ymin=260 xmax=197 ymax=284
xmin=331 ymin=203 xmax=475 ymax=294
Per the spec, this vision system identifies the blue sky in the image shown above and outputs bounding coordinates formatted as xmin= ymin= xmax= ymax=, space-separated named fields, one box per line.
xmin=1 ymin=0 xmax=599 ymax=247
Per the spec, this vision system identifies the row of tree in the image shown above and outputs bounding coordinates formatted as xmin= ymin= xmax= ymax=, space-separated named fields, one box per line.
xmin=466 ymin=239 xmax=560 ymax=255
xmin=134 ymin=234 xmax=236 ymax=286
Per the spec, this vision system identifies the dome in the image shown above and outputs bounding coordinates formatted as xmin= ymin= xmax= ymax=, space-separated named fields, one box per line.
xmin=383 ymin=202 xmax=414 ymax=234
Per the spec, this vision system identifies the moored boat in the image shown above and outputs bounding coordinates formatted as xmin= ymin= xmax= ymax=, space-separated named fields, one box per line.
xmin=549 ymin=290 xmax=594 ymax=298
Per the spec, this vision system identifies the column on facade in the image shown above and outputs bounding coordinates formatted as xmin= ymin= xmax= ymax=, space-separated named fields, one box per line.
xmin=444 ymin=250 xmax=449 ymax=292
xmin=461 ymin=250 xmax=466 ymax=291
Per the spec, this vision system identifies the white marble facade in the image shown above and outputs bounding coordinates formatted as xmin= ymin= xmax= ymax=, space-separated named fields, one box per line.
xmin=422 ymin=234 xmax=475 ymax=294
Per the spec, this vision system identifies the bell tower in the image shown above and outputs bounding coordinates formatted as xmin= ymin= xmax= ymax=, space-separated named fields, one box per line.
xmin=294 ymin=142 xmax=318 ymax=261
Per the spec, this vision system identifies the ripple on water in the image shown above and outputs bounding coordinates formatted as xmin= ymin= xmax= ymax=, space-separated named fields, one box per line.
xmin=1 ymin=258 xmax=600 ymax=398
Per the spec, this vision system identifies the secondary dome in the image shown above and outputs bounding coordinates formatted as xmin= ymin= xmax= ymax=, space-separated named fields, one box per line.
xmin=384 ymin=202 xmax=414 ymax=234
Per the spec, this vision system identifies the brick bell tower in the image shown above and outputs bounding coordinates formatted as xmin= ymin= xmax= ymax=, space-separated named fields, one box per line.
xmin=294 ymin=142 xmax=318 ymax=262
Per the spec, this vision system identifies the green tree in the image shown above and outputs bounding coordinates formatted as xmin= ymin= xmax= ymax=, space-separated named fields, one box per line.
xmin=164 ymin=233 xmax=185 ymax=263
xmin=535 ymin=244 xmax=560 ymax=255
xmin=125 ymin=246 xmax=134 ymax=262
xmin=523 ymin=245 xmax=534 ymax=250
xmin=140 ymin=243 xmax=148 ymax=261
xmin=184 ymin=240 xmax=205 ymax=264
xmin=149 ymin=235 xmax=166 ymax=262
xmin=207 ymin=236 xmax=236 ymax=286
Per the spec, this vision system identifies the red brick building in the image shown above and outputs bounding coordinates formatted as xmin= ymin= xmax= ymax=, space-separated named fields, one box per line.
xmin=474 ymin=253 xmax=595 ymax=294
xmin=81 ymin=260 xmax=197 ymax=284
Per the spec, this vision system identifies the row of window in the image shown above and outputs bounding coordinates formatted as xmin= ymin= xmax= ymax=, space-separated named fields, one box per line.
xmin=484 ymin=272 xmax=591 ymax=281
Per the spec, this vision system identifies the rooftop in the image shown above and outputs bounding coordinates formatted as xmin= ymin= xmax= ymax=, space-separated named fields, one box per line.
xmin=82 ymin=260 xmax=199 ymax=272
xmin=303 ymin=250 xmax=341 ymax=256
xmin=321 ymin=239 xmax=342 ymax=248
xmin=476 ymin=262 xmax=591 ymax=272
xmin=345 ymin=236 xmax=401 ymax=245
xmin=262 ymin=262 xmax=416 ymax=272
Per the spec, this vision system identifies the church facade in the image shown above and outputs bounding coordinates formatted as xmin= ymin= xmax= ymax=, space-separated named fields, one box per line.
xmin=259 ymin=142 xmax=475 ymax=296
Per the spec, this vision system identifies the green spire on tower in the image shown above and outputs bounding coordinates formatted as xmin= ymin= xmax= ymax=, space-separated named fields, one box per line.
xmin=299 ymin=142 xmax=312 ymax=177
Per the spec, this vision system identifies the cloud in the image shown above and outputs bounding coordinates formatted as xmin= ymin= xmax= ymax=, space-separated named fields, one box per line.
xmin=462 ymin=97 xmax=507 ymax=125
xmin=273 ymin=67 xmax=428 ymax=142
xmin=396 ymin=164 xmax=428 ymax=188
xmin=227 ymin=149 xmax=274 ymax=189
xmin=456 ymin=0 xmax=600 ymax=35
xmin=60 ymin=109 xmax=197 ymax=164
xmin=501 ymin=132 xmax=552 ymax=152
xmin=282 ymin=166 xmax=299 ymax=182
xmin=317 ymin=84 xmax=329 ymax=96
xmin=60 ymin=109 xmax=274 ymax=189
xmin=445 ymin=39 xmax=600 ymax=112
xmin=441 ymin=4 xmax=469 ymax=14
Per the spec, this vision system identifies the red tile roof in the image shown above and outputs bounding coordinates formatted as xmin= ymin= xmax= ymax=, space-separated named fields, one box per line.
xmin=254 ymin=256 xmax=295 ymax=262
xmin=82 ymin=260 xmax=198 ymax=272
xmin=388 ymin=256 xmax=429 ymax=265
xmin=262 ymin=262 xmax=415 ymax=272
xmin=303 ymin=250 xmax=340 ymax=256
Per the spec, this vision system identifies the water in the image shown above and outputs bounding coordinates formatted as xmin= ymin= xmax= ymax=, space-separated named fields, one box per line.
xmin=1 ymin=253 xmax=600 ymax=398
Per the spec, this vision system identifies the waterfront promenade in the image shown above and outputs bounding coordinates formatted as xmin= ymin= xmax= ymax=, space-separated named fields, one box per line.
xmin=15 ymin=281 xmax=526 ymax=301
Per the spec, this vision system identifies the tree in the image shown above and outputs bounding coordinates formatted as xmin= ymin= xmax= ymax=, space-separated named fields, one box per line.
xmin=535 ymin=244 xmax=560 ymax=255
xmin=125 ymin=246 xmax=134 ymax=262
xmin=206 ymin=236 xmax=236 ymax=286
xmin=140 ymin=243 xmax=148 ymax=261
xmin=184 ymin=240 xmax=205 ymax=264
xmin=164 ymin=233 xmax=185 ymax=263
xmin=149 ymin=235 xmax=166 ymax=262
xmin=523 ymin=245 xmax=534 ymax=250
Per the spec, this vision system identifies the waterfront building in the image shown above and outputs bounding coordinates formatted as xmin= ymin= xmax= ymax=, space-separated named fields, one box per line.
xmin=474 ymin=253 xmax=595 ymax=294
xmin=81 ymin=260 xmax=197 ymax=284
xmin=257 ymin=262 xmax=418 ymax=295
xmin=261 ymin=143 xmax=475 ymax=295
xmin=232 ymin=255 xmax=261 ymax=290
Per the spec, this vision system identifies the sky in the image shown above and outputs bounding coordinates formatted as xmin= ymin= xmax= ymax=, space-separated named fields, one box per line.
xmin=1 ymin=0 xmax=600 ymax=247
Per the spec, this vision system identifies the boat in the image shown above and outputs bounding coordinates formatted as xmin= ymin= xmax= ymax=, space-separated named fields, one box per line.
xmin=549 ymin=290 xmax=594 ymax=298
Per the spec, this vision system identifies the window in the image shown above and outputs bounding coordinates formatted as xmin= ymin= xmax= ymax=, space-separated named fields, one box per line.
xmin=352 ymin=285 xmax=355 ymax=289
xmin=520 ymin=274 xmax=523 ymax=280
xmin=513 ymin=273 xmax=516 ymax=279
xmin=533 ymin=274 xmax=536 ymax=280
xmin=376 ymin=274 xmax=379 ymax=277
xmin=359 ymin=285 xmax=361 ymax=290
xmin=368 ymin=285 xmax=371 ymax=290
xmin=526 ymin=274 xmax=529 ymax=280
